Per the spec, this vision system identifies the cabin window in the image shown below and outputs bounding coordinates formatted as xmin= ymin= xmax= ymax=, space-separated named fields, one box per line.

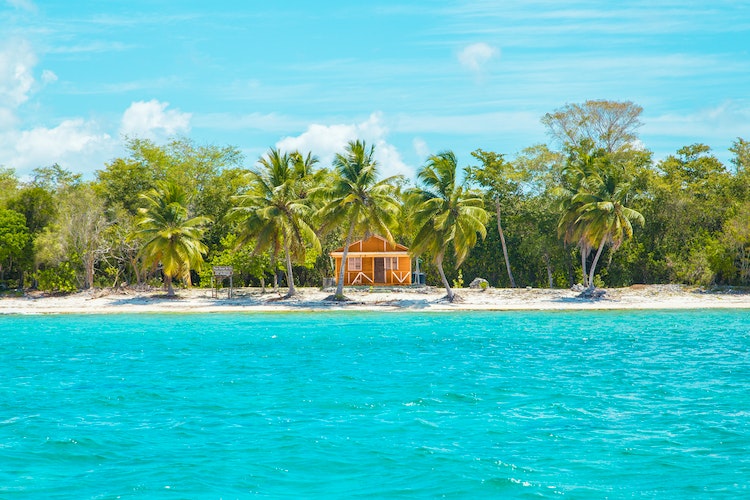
xmin=384 ymin=257 xmax=399 ymax=270
xmin=348 ymin=257 xmax=362 ymax=271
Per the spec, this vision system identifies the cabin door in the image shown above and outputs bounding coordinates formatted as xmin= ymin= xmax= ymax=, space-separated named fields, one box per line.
xmin=374 ymin=258 xmax=385 ymax=283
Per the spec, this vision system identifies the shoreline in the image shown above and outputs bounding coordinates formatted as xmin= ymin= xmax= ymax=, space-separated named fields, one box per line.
xmin=2 ymin=284 xmax=750 ymax=315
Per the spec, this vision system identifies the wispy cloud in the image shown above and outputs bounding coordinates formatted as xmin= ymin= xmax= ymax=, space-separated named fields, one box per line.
xmin=58 ymin=76 xmax=182 ymax=95
xmin=45 ymin=41 xmax=138 ymax=54
xmin=644 ymin=101 xmax=750 ymax=140
xmin=6 ymin=0 xmax=36 ymax=13
xmin=457 ymin=42 xmax=499 ymax=73
xmin=193 ymin=112 xmax=309 ymax=132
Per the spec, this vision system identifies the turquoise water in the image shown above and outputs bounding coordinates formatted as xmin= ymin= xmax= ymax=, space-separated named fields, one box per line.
xmin=1 ymin=310 xmax=749 ymax=498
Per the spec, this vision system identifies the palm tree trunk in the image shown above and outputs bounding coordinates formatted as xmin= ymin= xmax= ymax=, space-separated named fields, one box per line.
xmin=588 ymin=237 xmax=607 ymax=289
xmin=435 ymin=251 xmax=454 ymax=302
xmin=580 ymin=244 xmax=589 ymax=287
xmin=283 ymin=236 xmax=296 ymax=297
xmin=335 ymin=222 xmax=355 ymax=298
xmin=270 ymin=250 xmax=279 ymax=292
xmin=495 ymin=198 xmax=516 ymax=288
xmin=166 ymin=274 xmax=175 ymax=297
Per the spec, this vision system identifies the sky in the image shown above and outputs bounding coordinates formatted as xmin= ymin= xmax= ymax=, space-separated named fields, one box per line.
xmin=1 ymin=0 xmax=749 ymax=181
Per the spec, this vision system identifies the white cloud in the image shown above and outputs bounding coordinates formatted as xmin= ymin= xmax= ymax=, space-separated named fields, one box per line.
xmin=457 ymin=42 xmax=499 ymax=73
xmin=0 ymin=119 xmax=114 ymax=175
xmin=275 ymin=112 xmax=415 ymax=178
xmin=0 ymin=108 xmax=17 ymax=129
xmin=644 ymin=101 xmax=750 ymax=140
xmin=120 ymin=99 xmax=191 ymax=140
xmin=0 ymin=39 xmax=37 ymax=108
xmin=413 ymin=137 xmax=430 ymax=159
xmin=41 ymin=69 xmax=58 ymax=84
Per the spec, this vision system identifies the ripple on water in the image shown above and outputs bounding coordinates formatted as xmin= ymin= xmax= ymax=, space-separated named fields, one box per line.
xmin=0 ymin=310 xmax=748 ymax=498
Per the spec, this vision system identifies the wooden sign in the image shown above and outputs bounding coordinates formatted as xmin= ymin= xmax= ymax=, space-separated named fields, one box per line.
xmin=212 ymin=266 xmax=234 ymax=277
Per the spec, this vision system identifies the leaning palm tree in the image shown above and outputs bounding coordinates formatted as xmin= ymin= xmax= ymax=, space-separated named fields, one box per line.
xmin=232 ymin=148 xmax=320 ymax=297
xmin=557 ymin=141 xmax=644 ymax=289
xmin=573 ymin=158 xmax=644 ymax=288
xmin=135 ymin=182 xmax=211 ymax=297
xmin=408 ymin=151 xmax=489 ymax=302
xmin=555 ymin=140 xmax=599 ymax=287
xmin=319 ymin=140 xmax=402 ymax=299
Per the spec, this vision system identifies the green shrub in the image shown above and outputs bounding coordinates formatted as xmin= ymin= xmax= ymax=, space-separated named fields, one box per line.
xmin=452 ymin=269 xmax=464 ymax=289
xmin=35 ymin=262 xmax=78 ymax=293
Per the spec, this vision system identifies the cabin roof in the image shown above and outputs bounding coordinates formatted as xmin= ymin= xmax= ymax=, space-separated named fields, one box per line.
xmin=330 ymin=234 xmax=409 ymax=256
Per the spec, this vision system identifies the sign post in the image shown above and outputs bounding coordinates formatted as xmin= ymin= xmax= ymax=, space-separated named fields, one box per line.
xmin=212 ymin=266 xmax=234 ymax=299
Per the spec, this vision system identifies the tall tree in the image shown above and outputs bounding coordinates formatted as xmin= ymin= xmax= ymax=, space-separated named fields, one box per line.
xmin=232 ymin=148 xmax=320 ymax=297
xmin=409 ymin=151 xmax=489 ymax=301
xmin=542 ymin=100 xmax=643 ymax=153
xmin=319 ymin=140 xmax=401 ymax=299
xmin=0 ymin=209 xmax=30 ymax=287
xmin=0 ymin=168 xmax=18 ymax=208
xmin=729 ymin=137 xmax=750 ymax=201
xmin=729 ymin=137 xmax=750 ymax=175
xmin=466 ymin=149 xmax=527 ymax=287
xmin=135 ymin=182 xmax=211 ymax=296
xmin=59 ymin=185 xmax=111 ymax=289
xmin=95 ymin=157 xmax=156 ymax=215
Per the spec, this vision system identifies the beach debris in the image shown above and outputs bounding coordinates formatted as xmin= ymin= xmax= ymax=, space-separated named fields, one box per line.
xmin=469 ymin=277 xmax=489 ymax=289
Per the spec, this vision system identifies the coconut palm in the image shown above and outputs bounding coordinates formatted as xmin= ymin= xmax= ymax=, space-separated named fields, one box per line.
xmin=319 ymin=140 xmax=401 ymax=299
xmin=558 ymin=141 xmax=644 ymax=288
xmin=135 ymin=182 xmax=210 ymax=296
xmin=409 ymin=151 xmax=489 ymax=302
xmin=233 ymin=148 xmax=320 ymax=297
xmin=574 ymin=160 xmax=644 ymax=288
xmin=556 ymin=142 xmax=597 ymax=287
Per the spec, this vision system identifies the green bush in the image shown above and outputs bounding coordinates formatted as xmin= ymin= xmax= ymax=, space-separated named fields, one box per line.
xmin=35 ymin=262 xmax=78 ymax=293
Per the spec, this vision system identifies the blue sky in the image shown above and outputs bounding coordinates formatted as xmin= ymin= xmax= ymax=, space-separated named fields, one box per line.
xmin=1 ymin=0 xmax=749 ymax=180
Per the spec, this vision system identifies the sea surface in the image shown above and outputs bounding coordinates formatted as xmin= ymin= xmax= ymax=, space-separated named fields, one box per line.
xmin=0 ymin=310 xmax=748 ymax=498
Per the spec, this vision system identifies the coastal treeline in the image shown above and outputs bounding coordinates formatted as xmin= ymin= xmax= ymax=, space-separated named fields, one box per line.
xmin=1 ymin=100 xmax=749 ymax=295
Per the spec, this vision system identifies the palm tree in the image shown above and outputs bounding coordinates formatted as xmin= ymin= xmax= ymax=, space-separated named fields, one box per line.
xmin=233 ymin=148 xmax=320 ymax=297
xmin=558 ymin=141 xmax=644 ymax=289
xmin=135 ymin=182 xmax=210 ymax=297
xmin=319 ymin=140 xmax=401 ymax=299
xmin=574 ymin=160 xmax=644 ymax=288
xmin=556 ymin=144 xmax=595 ymax=287
xmin=409 ymin=151 xmax=489 ymax=302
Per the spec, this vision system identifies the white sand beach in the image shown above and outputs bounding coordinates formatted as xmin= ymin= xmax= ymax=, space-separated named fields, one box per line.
xmin=2 ymin=284 xmax=750 ymax=315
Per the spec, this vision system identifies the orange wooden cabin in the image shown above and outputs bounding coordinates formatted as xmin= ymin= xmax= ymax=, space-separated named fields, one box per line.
xmin=330 ymin=235 xmax=412 ymax=286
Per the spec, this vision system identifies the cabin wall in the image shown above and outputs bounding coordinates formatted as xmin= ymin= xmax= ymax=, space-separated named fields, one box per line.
xmin=332 ymin=255 xmax=412 ymax=285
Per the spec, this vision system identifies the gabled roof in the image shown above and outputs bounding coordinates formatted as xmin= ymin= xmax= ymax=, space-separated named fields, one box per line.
xmin=331 ymin=234 xmax=409 ymax=255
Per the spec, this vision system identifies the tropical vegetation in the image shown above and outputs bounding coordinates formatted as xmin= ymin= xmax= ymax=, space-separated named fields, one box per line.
xmin=1 ymin=101 xmax=750 ymax=295
xmin=408 ymin=151 xmax=489 ymax=301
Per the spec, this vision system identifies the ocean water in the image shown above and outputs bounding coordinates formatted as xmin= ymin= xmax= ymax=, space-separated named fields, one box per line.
xmin=0 ymin=310 xmax=748 ymax=499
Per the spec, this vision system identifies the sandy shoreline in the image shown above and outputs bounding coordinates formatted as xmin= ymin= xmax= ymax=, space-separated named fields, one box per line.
xmin=2 ymin=284 xmax=750 ymax=315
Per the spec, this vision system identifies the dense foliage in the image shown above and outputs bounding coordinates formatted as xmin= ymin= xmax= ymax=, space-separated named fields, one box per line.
xmin=1 ymin=102 xmax=749 ymax=293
